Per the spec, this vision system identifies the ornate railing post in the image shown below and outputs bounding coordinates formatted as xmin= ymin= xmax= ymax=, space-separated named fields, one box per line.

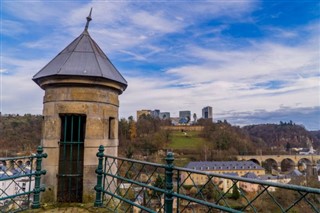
xmin=165 ymin=152 xmax=174 ymax=213
xmin=31 ymin=146 xmax=47 ymax=209
xmin=176 ymin=170 xmax=181 ymax=212
xmin=94 ymin=145 xmax=105 ymax=207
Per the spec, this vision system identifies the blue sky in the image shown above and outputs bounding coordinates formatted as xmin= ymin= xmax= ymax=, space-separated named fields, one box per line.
xmin=1 ymin=0 xmax=319 ymax=130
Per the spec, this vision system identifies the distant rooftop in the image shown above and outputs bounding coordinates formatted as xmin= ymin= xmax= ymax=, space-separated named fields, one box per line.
xmin=222 ymin=172 xmax=239 ymax=176
xmin=242 ymin=172 xmax=258 ymax=179
xmin=287 ymin=169 xmax=303 ymax=177
xmin=33 ymin=8 xmax=127 ymax=89
xmin=259 ymin=174 xmax=291 ymax=180
xmin=186 ymin=161 xmax=264 ymax=171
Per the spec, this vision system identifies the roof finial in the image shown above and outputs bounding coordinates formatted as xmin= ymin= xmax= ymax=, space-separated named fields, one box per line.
xmin=84 ymin=8 xmax=93 ymax=31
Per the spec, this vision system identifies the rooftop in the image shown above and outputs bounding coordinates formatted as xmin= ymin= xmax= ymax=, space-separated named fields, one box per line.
xmin=33 ymin=9 xmax=127 ymax=89
xmin=186 ymin=161 xmax=264 ymax=171
xmin=242 ymin=172 xmax=259 ymax=179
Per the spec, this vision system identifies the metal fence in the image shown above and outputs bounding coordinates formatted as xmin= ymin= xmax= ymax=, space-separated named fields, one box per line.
xmin=94 ymin=145 xmax=320 ymax=213
xmin=0 ymin=146 xmax=47 ymax=213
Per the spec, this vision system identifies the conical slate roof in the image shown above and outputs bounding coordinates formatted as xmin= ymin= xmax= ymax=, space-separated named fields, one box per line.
xmin=33 ymin=11 xmax=127 ymax=88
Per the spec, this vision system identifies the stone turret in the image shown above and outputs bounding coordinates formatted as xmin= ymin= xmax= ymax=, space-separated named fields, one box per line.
xmin=33 ymin=9 xmax=127 ymax=202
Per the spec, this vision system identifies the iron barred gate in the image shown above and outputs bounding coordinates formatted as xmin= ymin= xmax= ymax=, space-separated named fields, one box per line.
xmin=57 ymin=114 xmax=86 ymax=202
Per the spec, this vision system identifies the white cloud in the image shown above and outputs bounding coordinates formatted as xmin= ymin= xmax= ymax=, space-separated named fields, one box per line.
xmin=2 ymin=0 xmax=319 ymax=130
xmin=119 ymin=73 xmax=319 ymax=122
xmin=1 ymin=71 xmax=43 ymax=114
xmin=166 ymin=1 xmax=257 ymax=22
xmin=117 ymin=50 xmax=147 ymax=61
xmin=167 ymin=40 xmax=318 ymax=84
xmin=2 ymin=20 xmax=27 ymax=36
xmin=90 ymin=28 xmax=148 ymax=52
xmin=65 ymin=1 xmax=128 ymax=26
xmin=119 ymin=33 xmax=319 ymax=122
xmin=263 ymin=27 xmax=298 ymax=39
xmin=0 ymin=55 xmax=49 ymax=114
xmin=222 ymin=107 xmax=320 ymax=130
xmin=130 ymin=11 xmax=183 ymax=33
xmin=3 ymin=1 xmax=75 ymax=24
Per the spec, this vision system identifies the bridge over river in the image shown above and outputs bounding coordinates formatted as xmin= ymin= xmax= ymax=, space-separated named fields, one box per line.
xmin=236 ymin=154 xmax=320 ymax=172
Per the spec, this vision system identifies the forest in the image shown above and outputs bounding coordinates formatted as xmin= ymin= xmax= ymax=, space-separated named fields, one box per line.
xmin=0 ymin=114 xmax=319 ymax=160
xmin=118 ymin=115 xmax=320 ymax=163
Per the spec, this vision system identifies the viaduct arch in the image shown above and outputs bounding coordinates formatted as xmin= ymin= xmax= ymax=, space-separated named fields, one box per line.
xmin=0 ymin=159 xmax=36 ymax=172
xmin=236 ymin=155 xmax=320 ymax=173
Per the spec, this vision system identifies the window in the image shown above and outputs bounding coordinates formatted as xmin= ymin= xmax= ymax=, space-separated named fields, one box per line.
xmin=109 ymin=117 xmax=115 ymax=139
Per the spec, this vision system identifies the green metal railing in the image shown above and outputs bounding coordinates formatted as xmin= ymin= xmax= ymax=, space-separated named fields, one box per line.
xmin=0 ymin=146 xmax=47 ymax=213
xmin=94 ymin=145 xmax=320 ymax=212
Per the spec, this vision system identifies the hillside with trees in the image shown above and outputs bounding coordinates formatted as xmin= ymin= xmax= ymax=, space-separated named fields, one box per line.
xmin=0 ymin=114 xmax=319 ymax=159
xmin=198 ymin=120 xmax=261 ymax=159
xmin=118 ymin=114 xmax=171 ymax=159
xmin=243 ymin=121 xmax=320 ymax=150
xmin=118 ymin=116 xmax=320 ymax=162
xmin=0 ymin=114 xmax=42 ymax=156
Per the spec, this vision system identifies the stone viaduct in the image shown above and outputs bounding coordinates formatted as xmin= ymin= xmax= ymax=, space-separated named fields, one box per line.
xmin=236 ymin=155 xmax=320 ymax=172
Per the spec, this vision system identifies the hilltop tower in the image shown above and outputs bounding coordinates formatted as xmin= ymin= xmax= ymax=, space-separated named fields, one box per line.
xmin=33 ymin=9 xmax=127 ymax=202
xmin=202 ymin=106 xmax=213 ymax=121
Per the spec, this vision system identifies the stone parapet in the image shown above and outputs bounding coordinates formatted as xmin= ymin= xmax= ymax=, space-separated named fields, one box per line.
xmin=44 ymin=86 xmax=119 ymax=106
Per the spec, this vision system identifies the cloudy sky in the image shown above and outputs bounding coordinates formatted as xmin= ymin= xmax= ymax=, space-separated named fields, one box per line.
xmin=1 ymin=0 xmax=319 ymax=130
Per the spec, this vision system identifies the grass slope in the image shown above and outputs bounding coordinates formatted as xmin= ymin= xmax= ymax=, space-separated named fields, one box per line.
xmin=168 ymin=131 xmax=206 ymax=150
xmin=166 ymin=131 xmax=207 ymax=166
